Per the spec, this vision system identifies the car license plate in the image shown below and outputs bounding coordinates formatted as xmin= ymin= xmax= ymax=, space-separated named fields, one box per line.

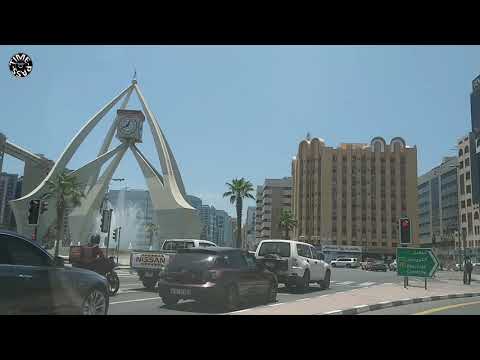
xmin=144 ymin=271 xmax=153 ymax=277
xmin=170 ymin=288 xmax=191 ymax=296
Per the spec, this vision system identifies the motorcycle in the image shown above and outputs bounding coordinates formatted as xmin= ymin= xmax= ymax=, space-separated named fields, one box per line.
xmin=69 ymin=246 xmax=120 ymax=296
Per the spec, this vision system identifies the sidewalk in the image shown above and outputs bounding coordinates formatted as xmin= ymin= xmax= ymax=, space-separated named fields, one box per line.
xmin=231 ymin=279 xmax=480 ymax=315
xmin=435 ymin=270 xmax=480 ymax=282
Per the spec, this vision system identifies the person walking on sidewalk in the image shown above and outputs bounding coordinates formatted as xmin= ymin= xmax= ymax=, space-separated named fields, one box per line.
xmin=465 ymin=258 xmax=473 ymax=285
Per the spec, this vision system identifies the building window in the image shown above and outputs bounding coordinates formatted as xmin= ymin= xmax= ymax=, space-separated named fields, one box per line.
xmin=371 ymin=242 xmax=377 ymax=247
xmin=468 ymin=199 xmax=472 ymax=207
xmin=462 ymin=214 xmax=467 ymax=223
xmin=381 ymin=242 xmax=387 ymax=247
xmin=460 ymin=161 xmax=464 ymax=169
xmin=459 ymin=149 xmax=463 ymax=157
xmin=462 ymin=200 xmax=466 ymax=208
xmin=465 ymin=145 xmax=470 ymax=153
xmin=467 ymin=185 xmax=472 ymax=194
xmin=475 ymin=212 xmax=479 ymax=220
xmin=466 ymin=171 xmax=471 ymax=180
xmin=465 ymin=158 xmax=470 ymax=167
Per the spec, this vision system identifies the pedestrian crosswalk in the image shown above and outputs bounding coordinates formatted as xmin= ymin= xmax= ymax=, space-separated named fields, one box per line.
xmin=330 ymin=280 xmax=378 ymax=288
xmin=116 ymin=270 xmax=138 ymax=279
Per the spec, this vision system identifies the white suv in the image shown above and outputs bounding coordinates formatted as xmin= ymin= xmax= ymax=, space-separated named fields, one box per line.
xmin=255 ymin=240 xmax=331 ymax=292
xmin=330 ymin=258 xmax=360 ymax=268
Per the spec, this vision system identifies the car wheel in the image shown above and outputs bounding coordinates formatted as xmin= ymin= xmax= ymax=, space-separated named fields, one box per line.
xmin=142 ymin=277 xmax=158 ymax=290
xmin=300 ymin=270 xmax=310 ymax=292
xmin=320 ymin=270 xmax=331 ymax=290
xmin=162 ymin=295 xmax=179 ymax=306
xmin=82 ymin=288 xmax=108 ymax=315
xmin=285 ymin=282 xmax=295 ymax=292
xmin=266 ymin=281 xmax=277 ymax=304
xmin=106 ymin=271 xmax=120 ymax=296
xmin=224 ymin=284 xmax=240 ymax=312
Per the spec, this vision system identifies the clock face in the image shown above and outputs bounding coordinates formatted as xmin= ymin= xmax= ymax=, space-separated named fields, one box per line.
xmin=119 ymin=117 xmax=137 ymax=136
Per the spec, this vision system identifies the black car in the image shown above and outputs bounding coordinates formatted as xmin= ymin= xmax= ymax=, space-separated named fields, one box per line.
xmin=369 ymin=261 xmax=388 ymax=272
xmin=0 ymin=231 xmax=110 ymax=315
xmin=158 ymin=247 xmax=277 ymax=311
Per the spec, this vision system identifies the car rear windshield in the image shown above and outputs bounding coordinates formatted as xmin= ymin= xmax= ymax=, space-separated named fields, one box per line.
xmin=166 ymin=253 xmax=218 ymax=272
xmin=258 ymin=242 xmax=291 ymax=257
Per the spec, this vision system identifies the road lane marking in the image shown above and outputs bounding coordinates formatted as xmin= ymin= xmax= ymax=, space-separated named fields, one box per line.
xmin=268 ymin=302 xmax=284 ymax=307
xmin=110 ymin=297 xmax=160 ymax=305
xmin=336 ymin=281 xmax=355 ymax=285
xmin=357 ymin=282 xmax=375 ymax=287
xmin=414 ymin=300 xmax=480 ymax=315
xmin=229 ymin=309 xmax=253 ymax=314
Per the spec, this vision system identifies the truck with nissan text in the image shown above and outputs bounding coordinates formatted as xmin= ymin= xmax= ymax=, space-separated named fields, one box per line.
xmin=130 ymin=239 xmax=217 ymax=289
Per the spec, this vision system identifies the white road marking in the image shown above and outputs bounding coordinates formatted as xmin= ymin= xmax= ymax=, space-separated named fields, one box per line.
xmin=110 ymin=297 xmax=160 ymax=305
xmin=268 ymin=302 xmax=285 ymax=307
xmin=357 ymin=282 xmax=376 ymax=287
xmin=229 ymin=308 xmax=253 ymax=314
xmin=295 ymin=298 xmax=312 ymax=302
xmin=336 ymin=281 xmax=355 ymax=285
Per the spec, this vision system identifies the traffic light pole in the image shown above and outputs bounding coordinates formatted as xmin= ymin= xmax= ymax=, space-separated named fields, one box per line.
xmin=105 ymin=209 xmax=113 ymax=258
xmin=116 ymin=227 xmax=122 ymax=265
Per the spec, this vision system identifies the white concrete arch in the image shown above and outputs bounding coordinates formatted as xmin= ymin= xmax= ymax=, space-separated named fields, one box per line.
xmin=10 ymin=80 xmax=200 ymax=247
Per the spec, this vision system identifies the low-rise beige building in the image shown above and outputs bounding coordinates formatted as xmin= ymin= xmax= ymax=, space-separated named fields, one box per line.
xmin=292 ymin=136 xmax=418 ymax=257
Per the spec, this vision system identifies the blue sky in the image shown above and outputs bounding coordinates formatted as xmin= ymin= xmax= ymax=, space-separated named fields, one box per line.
xmin=1 ymin=46 xmax=479 ymax=220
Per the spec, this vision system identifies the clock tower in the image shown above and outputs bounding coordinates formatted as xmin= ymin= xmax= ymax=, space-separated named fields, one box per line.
xmin=116 ymin=109 xmax=145 ymax=143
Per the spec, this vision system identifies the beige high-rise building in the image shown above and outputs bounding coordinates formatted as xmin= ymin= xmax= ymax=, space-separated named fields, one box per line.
xmin=292 ymin=136 xmax=418 ymax=257
xmin=255 ymin=177 xmax=293 ymax=241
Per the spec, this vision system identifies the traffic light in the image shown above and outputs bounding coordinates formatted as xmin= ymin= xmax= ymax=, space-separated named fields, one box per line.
xmin=40 ymin=200 xmax=48 ymax=214
xmin=112 ymin=228 xmax=117 ymax=242
xmin=399 ymin=217 xmax=411 ymax=244
xmin=28 ymin=200 xmax=40 ymax=225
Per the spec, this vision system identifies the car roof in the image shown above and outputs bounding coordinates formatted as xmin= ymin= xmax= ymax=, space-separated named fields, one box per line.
xmin=0 ymin=230 xmax=53 ymax=259
xmin=177 ymin=247 xmax=243 ymax=254
xmin=259 ymin=239 xmax=313 ymax=247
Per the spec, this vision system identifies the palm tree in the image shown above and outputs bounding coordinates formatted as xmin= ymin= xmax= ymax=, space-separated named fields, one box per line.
xmin=223 ymin=178 xmax=255 ymax=248
xmin=144 ymin=222 xmax=159 ymax=249
xmin=42 ymin=171 xmax=85 ymax=258
xmin=279 ymin=209 xmax=297 ymax=240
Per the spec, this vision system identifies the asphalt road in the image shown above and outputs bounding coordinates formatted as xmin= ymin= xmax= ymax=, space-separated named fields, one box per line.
xmin=361 ymin=296 xmax=480 ymax=315
xmin=108 ymin=267 xmax=401 ymax=315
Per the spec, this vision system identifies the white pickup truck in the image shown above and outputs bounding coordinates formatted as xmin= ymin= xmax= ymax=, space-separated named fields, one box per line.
xmin=130 ymin=239 xmax=217 ymax=289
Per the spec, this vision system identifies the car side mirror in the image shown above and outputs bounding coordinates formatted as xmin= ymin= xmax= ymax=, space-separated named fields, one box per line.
xmin=53 ymin=256 xmax=65 ymax=267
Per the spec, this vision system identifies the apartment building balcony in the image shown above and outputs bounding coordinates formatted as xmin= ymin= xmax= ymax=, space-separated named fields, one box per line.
xmin=263 ymin=205 xmax=272 ymax=212
xmin=262 ymin=213 xmax=272 ymax=221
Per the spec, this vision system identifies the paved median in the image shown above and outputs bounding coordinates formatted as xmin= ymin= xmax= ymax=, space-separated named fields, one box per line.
xmin=230 ymin=280 xmax=480 ymax=315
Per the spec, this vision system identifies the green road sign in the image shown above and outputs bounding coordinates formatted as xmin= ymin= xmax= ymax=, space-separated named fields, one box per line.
xmin=396 ymin=247 xmax=439 ymax=278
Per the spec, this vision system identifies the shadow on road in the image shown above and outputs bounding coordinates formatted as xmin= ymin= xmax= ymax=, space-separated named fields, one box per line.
xmin=277 ymin=285 xmax=324 ymax=295
xmin=161 ymin=301 xmax=226 ymax=314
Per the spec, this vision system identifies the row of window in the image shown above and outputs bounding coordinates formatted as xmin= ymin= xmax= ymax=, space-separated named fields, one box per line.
xmin=326 ymin=241 xmax=398 ymax=248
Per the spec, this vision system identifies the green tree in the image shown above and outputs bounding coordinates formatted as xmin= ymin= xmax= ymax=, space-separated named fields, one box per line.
xmin=42 ymin=171 xmax=85 ymax=258
xmin=144 ymin=222 xmax=159 ymax=249
xmin=223 ymin=178 xmax=255 ymax=248
xmin=279 ymin=209 xmax=297 ymax=240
